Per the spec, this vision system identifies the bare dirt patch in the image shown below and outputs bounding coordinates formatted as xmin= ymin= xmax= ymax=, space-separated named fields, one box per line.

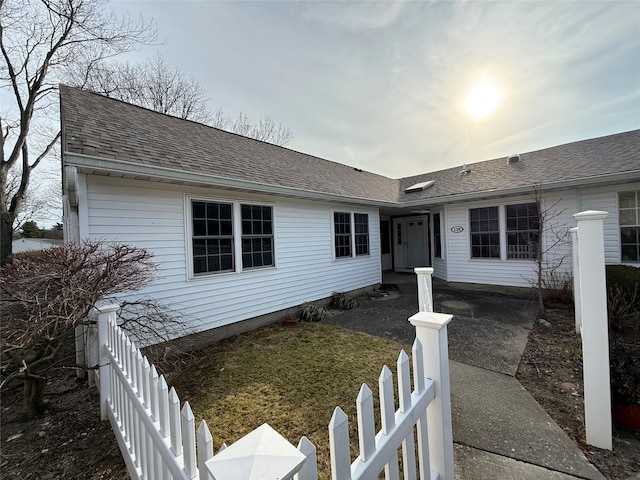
xmin=1 ymin=370 xmax=127 ymax=480
xmin=517 ymin=304 xmax=640 ymax=480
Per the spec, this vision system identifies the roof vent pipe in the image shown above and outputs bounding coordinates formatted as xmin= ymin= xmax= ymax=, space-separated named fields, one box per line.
xmin=507 ymin=154 xmax=521 ymax=164
xmin=460 ymin=164 xmax=470 ymax=174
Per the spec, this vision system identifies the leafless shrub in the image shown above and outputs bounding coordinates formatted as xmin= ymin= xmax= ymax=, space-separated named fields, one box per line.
xmin=541 ymin=270 xmax=573 ymax=305
xmin=0 ymin=240 xmax=188 ymax=418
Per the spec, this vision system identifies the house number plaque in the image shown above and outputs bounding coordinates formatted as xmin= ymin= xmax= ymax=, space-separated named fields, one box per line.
xmin=450 ymin=226 xmax=464 ymax=233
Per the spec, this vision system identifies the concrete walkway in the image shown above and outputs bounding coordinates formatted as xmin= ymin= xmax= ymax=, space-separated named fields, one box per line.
xmin=325 ymin=272 xmax=604 ymax=480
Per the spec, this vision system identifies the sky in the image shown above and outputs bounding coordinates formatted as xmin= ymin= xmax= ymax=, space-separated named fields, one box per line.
xmin=101 ymin=1 xmax=639 ymax=179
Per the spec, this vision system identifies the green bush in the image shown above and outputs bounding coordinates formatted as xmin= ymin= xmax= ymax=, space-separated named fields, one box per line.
xmin=330 ymin=291 xmax=359 ymax=310
xmin=298 ymin=303 xmax=330 ymax=322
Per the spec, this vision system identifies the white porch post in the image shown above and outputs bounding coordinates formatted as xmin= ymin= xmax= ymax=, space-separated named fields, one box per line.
xmin=409 ymin=311 xmax=454 ymax=480
xmin=573 ymin=211 xmax=612 ymax=450
xmin=415 ymin=267 xmax=434 ymax=312
xmin=94 ymin=304 xmax=119 ymax=421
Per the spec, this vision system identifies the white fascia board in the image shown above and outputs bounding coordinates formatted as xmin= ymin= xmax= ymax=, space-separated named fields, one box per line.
xmin=63 ymin=152 xmax=400 ymax=209
xmin=401 ymin=170 xmax=640 ymax=208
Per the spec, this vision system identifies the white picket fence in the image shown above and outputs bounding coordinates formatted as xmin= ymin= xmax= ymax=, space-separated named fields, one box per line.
xmin=81 ymin=268 xmax=454 ymax=479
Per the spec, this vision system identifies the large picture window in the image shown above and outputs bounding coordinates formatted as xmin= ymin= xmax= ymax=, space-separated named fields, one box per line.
xmin=506 ymin=203 xmax=539 ymax=259
xmin=192 ymin=201 xmax=234 ymax=274
xmin=241 ymin=204 xmax=274 ymax=269
xmin=470 ymin=207 xmax=500 ymax=258
xmin=620 ymin=191 xmax=640 ymax=263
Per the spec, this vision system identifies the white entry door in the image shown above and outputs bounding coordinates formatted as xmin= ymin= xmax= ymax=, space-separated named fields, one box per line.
xmin=405 ymin=218 xmax=428 ymax=268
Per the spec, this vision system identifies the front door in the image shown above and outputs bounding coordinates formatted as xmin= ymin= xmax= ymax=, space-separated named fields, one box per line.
xmin=405 ymin=218 xmax=428 ymax=268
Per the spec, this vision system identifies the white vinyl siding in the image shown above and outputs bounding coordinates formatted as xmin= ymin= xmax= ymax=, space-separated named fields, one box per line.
xmin=83 ymin=175 xmax=381 ymax=337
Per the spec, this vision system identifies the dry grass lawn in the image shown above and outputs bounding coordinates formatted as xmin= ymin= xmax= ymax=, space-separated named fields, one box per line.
xmin=171 ymin=322 xmax=411 ymax=478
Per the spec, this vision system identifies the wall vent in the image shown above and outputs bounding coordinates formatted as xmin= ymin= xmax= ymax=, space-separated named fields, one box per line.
xmin=404 ymin=180 xmax=435 ymax=193
xmin=507 ymin=154 xmax=521 ymax=164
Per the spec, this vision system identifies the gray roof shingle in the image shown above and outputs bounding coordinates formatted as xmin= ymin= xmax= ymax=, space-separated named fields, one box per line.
xmin=59 ymin=85 xmax=400 ymax=203
xmin=60 ymin=85 xmax=639 ymax=206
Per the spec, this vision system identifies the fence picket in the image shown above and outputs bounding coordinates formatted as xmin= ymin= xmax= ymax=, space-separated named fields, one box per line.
xmin=197 ymin=420 xmax=213 ymax=480
xmin=181 ymin=402 xmax=197 ymax=478
xmin=294 ymin=436 xmax=318 ymax=480
xmin=329 ymin=407 xmax=351 ymax=480
xmin=397 ymin=351 xmax=417 ymax=480
xmin=142 ymin=357 xmax=151 ymax=409
xmin=356 ymin=384 xmax=375 ymax=462
xmin=158 ymin=375 xmax=170 ymax=437
xmin=414 ymin=338 xmax=430 ymax=480
xmin=150 ymin=365 xmax=159 ymax=422
xmin=169 ymin=387 xmax=183 ymax=456
xmin=379 ymin=366 xmax=400 ymax=480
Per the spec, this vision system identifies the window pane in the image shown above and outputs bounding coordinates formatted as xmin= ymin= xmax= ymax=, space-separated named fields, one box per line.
xmin=207 ymin=240 xmax=220 ymax=255
xmin=621 ymin=244 xmax=638 ymax=262
xmin=206 ymin=202 xmax=218 ymax=219
xmin=241 ymin=204 xmax=251 ymax=218
xmin=220 ymin=203 xmax=232 ymax=220
xmin=207 ymin=220 xmax=219 ymax=236
xmin=221 ymin=221 xmax=233 ymax=236
xmin=619 ymin=191 xmax=636 ymax=209
xmin=242 ymin=220 xmax=252 ymax=235
xmin=193 ymin=239 xmax=206 ymax=256
xmin=193 ymin=201 xmax=206 ymax=218
xmin=242 ymin=253 xmax=252 ymax=267
xmin=620 ymin=209 xmax=637 ymax=226
xmin=221 ymin=255 xmax=233 ymax=270
xmin=193 ymin=220 xmax=206 ymax=237
xmin=621 ymin=227 xmax=638 ymax=243
xmin=194 ymin=257 xmax=206 ymax=274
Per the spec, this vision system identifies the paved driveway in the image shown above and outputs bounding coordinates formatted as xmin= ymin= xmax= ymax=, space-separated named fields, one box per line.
xmin=325 ymin=276 xmax=537 ymax=376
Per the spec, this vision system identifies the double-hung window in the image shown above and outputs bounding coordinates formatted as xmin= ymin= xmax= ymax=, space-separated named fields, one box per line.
xmin=470 ymin=207 xmax=500 ymax=258
xmin=334 ymin=211 xmax=369 ymax=258
xmin=191 ymin=199 xmax=274 ymax=276
xmin=192 ymin=201 xmax=234 ymax=274
xmin=506 ymin=203 xmax=539 ymax=259
xmin=334 ymin=212 xmax=352 ymax=258
xmin=241 ymin=204 xmax=274 ymax=268
xmin=620 ymin=191 xmax=640 ymax=263
xmin=354 ymin=213 xmax=369 ymax=256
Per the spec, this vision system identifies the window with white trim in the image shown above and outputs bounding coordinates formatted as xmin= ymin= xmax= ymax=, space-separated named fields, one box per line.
xmin=241 ymin=204 xmax=274 ymax=269
xmin=190 ymin=199 xmax=275 ymax=276
xmin=506 ymin=203 xmax=539 ymax=260
xmin=333 ymin=211 xmax=369 ymax=259
xmin=334 ymin=212 xmax=352 ymax=258
xmin=620 ymin=191 xmax=640 ymax=263
xmin=192 ymin=201 xmax=234 ymax=274
xmin=470 ymin=207 xmax=500 ymax=258
xmin=354 ymin=213 xmax=369 ymax=256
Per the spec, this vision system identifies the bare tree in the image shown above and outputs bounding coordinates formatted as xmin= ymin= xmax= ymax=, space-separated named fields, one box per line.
xmin=531 ymin=184 xmax=572 ymax=313
xmin=0 ymin=0 xmax=157 ymax=265
xmin=83 ymin=53 xmax=294 ymax=146
xmin=0 ymin=240 xmax=187 ymax=419
xmin=79 ymin=53 xmax=213 ymax=123
xmin=212 ymin=109 xmax=293 ymax=146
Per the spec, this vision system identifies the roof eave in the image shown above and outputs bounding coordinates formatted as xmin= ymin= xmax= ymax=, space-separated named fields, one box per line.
xmin=63 ymin=152 xmax=401 ymax=208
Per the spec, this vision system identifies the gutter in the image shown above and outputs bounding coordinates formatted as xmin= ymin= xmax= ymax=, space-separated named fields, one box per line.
xmin=64 ymin=151 xmax=640 ymax=210
xmin=63 ymin=152 xmax=402 ymax=209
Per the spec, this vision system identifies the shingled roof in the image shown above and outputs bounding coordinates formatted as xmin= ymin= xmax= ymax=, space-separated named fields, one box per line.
xmin=60 ymin=85 xmax=640 ymax=207
xmin=59 ymin=85 xmax=400 ymax=204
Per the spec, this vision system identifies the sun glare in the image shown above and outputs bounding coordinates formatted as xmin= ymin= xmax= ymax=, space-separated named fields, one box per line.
xmin=463 ymin=76 xmax=504 ymax=120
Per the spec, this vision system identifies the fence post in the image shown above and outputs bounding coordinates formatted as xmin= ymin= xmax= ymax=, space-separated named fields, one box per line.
xmin=94 ymin=303 xmax=119 ymax=421
xmin=573 ymin=211 xmax=612 ymax=450
xmin=570 ymin=227 xmax=582 ymax=334
xmin=414 ymin=267 xmax=434 ymax=312
xmin=409 ymin=311 xmax=454 ymax=480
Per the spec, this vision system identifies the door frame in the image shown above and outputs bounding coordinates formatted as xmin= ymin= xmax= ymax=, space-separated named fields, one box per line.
xmin=393 ymin=215 xmax=431 ymax=272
